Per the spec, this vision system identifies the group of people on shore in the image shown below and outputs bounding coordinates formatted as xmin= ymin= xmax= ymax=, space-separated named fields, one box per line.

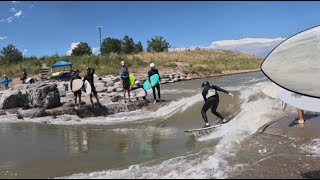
xmin=70 ymin=67 xmax=101 ymax=109
xmin=69 ymin=61 xmax=162 ymax=109
xmin=119 ymin=61 xmax=161 ymax=103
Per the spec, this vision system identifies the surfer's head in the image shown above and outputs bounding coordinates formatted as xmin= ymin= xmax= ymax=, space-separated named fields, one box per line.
xmin=202 ymin=81 xmax=210 ymax=88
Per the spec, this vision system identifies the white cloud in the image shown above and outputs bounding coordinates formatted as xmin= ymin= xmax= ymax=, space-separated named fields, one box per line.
xmin=12 ymin=1 xmax=19 ymax=3
xmin=67 ymin=42 xmax=80 ymax=55
xmin=1 ymin=17 xmax=14 ymax=23
xmin=169 ymin=37 xmax=285 ymax=57
xmin=0 ymin=36 xmax=7 ymax=40
xmin=92 ymin=47 xmax=100 ymax=55
xmin=14 ymin=10 xmax=22 ymax=17
xmin=209 ymin=37 xmax=285 ymax=57
xmin=22 ymin=49 xmax=27 ymax=55
xmin=10 ymin=8 xmax=16 ymax=13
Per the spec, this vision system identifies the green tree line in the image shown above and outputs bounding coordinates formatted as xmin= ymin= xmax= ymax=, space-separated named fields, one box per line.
xmin=0 ymin=35 xmax=170 ymax=65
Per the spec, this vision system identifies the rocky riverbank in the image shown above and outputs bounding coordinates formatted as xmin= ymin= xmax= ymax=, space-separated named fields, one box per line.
xmin=0 ymin=69 xmax=260 ymax=120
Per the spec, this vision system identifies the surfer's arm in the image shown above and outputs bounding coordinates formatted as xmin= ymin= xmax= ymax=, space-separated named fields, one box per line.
xmin=148 ymin=70 xmax=152 ymax=83
xmin=212 ymin=85 xmax=234 ymax=97
xmin=202 ymin=91 xmax=207 ymax=102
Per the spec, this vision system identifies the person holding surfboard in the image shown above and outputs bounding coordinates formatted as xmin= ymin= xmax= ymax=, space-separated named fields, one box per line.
xmin=148 ymin=63 xmax=161 ymax=103
xmin=120 ymin=65 xmax=131 ymax=103
xmin=84 ymin=67 xmax=102 ymax=108
xmin=201 ymin=81 xmax=234 ymax=127
xmin=4 ymin=75 xmax=9 ymax=90
xmin=70 ymin=69 xmax=82 ymax=109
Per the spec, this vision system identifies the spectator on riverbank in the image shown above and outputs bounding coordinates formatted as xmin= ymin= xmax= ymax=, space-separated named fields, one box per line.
xmin=120 ymin=65 xmax=131 ymax=103
xmin=84 ymin=67 xmax=102 ymax=108
xmin=148 ymin=63 xmax=161 ymax=103
xmin=70 ymin=69 xmax=82 ymax=109
xmin=20 ymin=68 xmax=27 ymax=84
xmin=4 ymin=75 xmax=9 ymax=90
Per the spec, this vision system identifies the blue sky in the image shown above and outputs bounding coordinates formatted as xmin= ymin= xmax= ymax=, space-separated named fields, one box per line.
xmin=1 ymin=1 xmax=320 ymax=57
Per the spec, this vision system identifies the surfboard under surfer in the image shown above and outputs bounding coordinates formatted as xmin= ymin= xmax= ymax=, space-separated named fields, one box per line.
xmin=201 ymin=81 xmax=234 ymax=127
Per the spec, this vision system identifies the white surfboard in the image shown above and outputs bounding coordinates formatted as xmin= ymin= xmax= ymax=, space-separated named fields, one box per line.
xmin=277 ymin=89 xmax=320 ymax=112
xmin=261 ymin=82 xmax=283 ymax=99
xmin=184 ymin=124 xmax=223 ymax=132
xmin=70 ymin=79 xmax=83 ymax=92
xmin=130 ymin=88 xmax=146 ymax=98
xmin=84 ymin=80 xmax=92 ymax=95
xmin=25 ymin=77 xmax=32 ymax=83
xmin=261 ymin=25 xmax=320 ymax=98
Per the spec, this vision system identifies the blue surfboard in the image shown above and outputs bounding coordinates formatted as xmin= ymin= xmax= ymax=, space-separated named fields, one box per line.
xmin=143 ymin=74 xmax=160 ymax=90
xmin=0 ymin=78 xmax=12 ymax=85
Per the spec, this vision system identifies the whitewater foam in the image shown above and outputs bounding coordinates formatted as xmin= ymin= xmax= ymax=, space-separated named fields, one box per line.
xmin=59 ymin=81 xmax=287 ymax=179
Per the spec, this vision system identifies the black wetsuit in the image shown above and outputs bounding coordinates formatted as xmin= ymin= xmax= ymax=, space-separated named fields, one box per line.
xmin=70 ymin=74 xmax=82 ymax=97
xmin=201 ymin=84 xmax=229 ymax=124
xmin=148 ymin=68 xmax=161 ymax=101
xmin=21 ymin=71 xmax=27 ymax=83
xmin=84 ymin=68 xmax=97 ymax=96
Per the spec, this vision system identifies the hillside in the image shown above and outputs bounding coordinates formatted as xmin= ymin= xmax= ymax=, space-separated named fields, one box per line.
xmin=1 ymin=50 xmax=262 ymax=79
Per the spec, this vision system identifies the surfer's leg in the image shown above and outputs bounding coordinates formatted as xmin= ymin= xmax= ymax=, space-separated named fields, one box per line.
xmin=152 ymin=86 xmax=156 ymax=102
xmin=201 ymin=100 xmax=212 ymax=125
xmin=128 ymin=89 xmax=131 ymax=102
xmin=74 ymin=93 xmax=78 ymax=109
xmin=78 ymin=94 xmax=81 ymax=108
xmin=90 ymin=94 xmax=94 ymax=107
xmin=156 ymin=83 xmax=161 ymax=101
xmin=296 ymin=108 xmax=305 ymax=124
xmin=211 ymin=97 xmax=225 ymax=121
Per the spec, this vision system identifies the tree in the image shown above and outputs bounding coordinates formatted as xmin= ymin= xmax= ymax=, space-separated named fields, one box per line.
xmin=122 ymin=35 xmax=135 ymax=54
xmin=101 ymin=37 xmax=122 ymax=55
xmin=0 ymin=44 xmax=23 ymax=63
xmin=134 ymin=41 xmax=143 ymax=53
xmin=71 ymin=42 xmax=92 ymax=56
xmin=147 ymin=36 xmax=170 ymax=52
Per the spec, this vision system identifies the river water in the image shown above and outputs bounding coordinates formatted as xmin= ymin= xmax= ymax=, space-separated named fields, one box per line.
xmin=0 ymin=71 xmax=293 ymax=179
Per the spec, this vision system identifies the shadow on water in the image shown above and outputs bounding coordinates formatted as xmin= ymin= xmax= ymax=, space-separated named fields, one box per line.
xmin=301 ymin=170 xmax=320 ymax=179
xmin=288 ymin=113 xmax=320 ymax=127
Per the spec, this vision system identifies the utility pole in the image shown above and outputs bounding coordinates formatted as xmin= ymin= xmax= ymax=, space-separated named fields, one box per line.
xmin=98 ymin=26 xmax=102 ymax=56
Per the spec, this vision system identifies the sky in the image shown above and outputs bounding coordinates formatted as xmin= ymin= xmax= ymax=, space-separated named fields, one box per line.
xmin=1 ymin=1 xmax=320 ymax=57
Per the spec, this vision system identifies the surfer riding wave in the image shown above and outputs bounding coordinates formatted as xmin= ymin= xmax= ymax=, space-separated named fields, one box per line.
xmin=201 ymin=81 xmax=234 ymax=127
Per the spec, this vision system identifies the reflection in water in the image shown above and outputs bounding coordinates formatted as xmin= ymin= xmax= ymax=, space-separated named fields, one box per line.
xmin=64 ymin=128 xmax=89 ymax=154
xmin=114 ymin=126 xmax=162 ymax=159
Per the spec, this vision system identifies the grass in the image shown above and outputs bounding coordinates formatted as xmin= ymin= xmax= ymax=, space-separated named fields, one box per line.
xmin=1 ymin=50 xmax=262 ymax=78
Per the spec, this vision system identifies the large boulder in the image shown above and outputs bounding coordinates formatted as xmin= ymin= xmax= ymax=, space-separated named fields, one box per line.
xmin=0 ymin=90 xmax=29 ymax=109
xmin=29 ymin=83 xmax=61 ymax=109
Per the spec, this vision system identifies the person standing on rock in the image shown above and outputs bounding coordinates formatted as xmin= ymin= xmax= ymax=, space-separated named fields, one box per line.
xmin=84 ymin=67 xmax=102 ymax=108
xmin=120 ymin=65 xmax=131 ymax=103
xmin=20 ymin=68 xmax=27 ymax=84
xmin=148 ymin=63 xmax=161 ymax=103
xmin=70 ymin=69 xmax=82 ymax=109
xmin=201 ymin=81 xmax=234 ymax=127
xmin=4 ymin=75 xmax=9 ymax=90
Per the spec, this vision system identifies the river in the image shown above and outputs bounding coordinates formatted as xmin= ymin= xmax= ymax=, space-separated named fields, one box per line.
xmin=0 ymin=71 xmax=292 ymax=179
